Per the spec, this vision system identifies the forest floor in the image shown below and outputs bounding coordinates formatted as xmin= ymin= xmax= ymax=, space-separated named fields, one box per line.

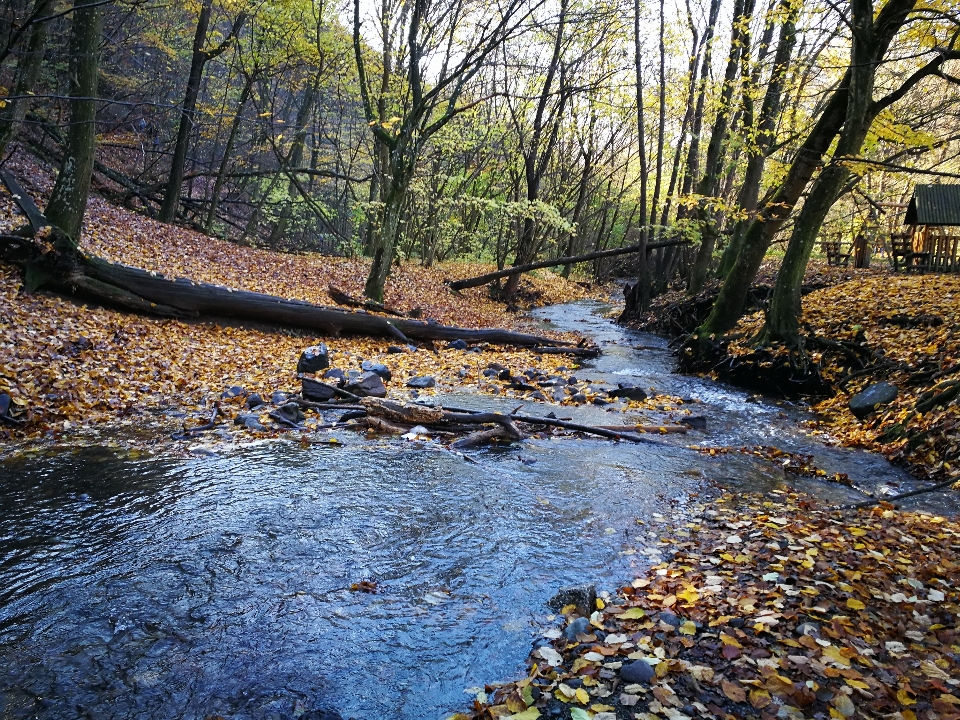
xmin=0 ymin=147 xmax=619 ymax=451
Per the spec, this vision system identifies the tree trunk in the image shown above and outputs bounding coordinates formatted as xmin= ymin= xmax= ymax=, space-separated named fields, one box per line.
xmin=43 ymin=0 xmax=102 ymax=243
xmin=717 ymin=0 xmax=798 ymax=278
xmin=205 ymin=74 xmax=255 ymax=231
xmin=0 ymin=0 xmax=49 ymax=158
xmin=688 ymin=0 xmax=754 ymax=295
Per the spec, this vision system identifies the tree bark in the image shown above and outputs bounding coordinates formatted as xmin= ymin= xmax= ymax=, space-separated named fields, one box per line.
xmin=43 ymin=0 xmax=102 ymax=243
xmin=0 ymin=0 xmax=50 ymax=158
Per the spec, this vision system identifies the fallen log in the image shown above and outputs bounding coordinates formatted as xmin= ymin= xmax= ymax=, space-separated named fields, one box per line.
xmin=595 ymin=424 xmax=689 ymax=434
xmin=447 ymin=237 xmax=692 ymax=291
xmin=0 ymin=171 xmax=571 ymax=348
xmin=530 ymin=345 xmax=601 ymax=358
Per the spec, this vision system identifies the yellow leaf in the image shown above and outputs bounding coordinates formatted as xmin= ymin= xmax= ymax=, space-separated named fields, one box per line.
xmin=679 ymin=621 xmax=697 ymax=636
xmin=575 ymin=688 xmax=590 ymax=705
xmin=897 ymin=689 xmax=917 ymax=706
xmin=677 ymin=586 xmax=700 ymax=604
xmin=620 ymin=607 xmax=646 ymax=619
xmin=846 ymin=598 xmax=866 ymax=611
xmin=720 ymin=633 xmax=743 ymax=648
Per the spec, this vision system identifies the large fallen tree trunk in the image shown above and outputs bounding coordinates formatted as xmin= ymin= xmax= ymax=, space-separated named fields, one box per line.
xmin=0 ymin=171 xmax=571 ymax=347
xmin=447 ymin=237 xmax=691 ymax=291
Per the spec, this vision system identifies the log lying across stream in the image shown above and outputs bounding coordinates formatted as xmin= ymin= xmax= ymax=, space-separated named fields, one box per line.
xmin=345 ymin=398 xmax=684 ymax=447
xmin=0 ymin=171 xmax=582 ymax=349
xmin=447 ymin=238 xmax=691 ymax=291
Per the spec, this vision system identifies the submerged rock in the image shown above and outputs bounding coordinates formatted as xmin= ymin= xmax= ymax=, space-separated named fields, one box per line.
xmin=849 ymin=382 xmax=898 ymax=419
xmin=607 ymin=383 xmax=648 ymax=401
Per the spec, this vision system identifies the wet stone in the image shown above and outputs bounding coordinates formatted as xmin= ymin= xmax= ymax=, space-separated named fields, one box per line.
xmin=0 ymin=393 xmax=10 ymax=417
xmin=345 ymin=371 xmax=387 ymax=398
xmin=302 ymin=377 xmax=337 ymax=402
xmin=849 ymin=382 xmax=898 ymax=420
xmin=275 ymin=403 xmax=304 ymax=424
xmin=547 ymin=584 xmax=596 ymax=616
xmin=681 ymin=416 xmax=708 ymax=431
xmin=245 ymin=393 xmax=264 ymax=409
xmin=607 ymin=383 xmax=647 ymax=401
xmin=447 ymin=339 xmax=468 ymax=350
xmin=270 ymin=391 xmax=288 ymax=404
xmin=407 ymin=376 xmax=436 ymax=389
xmin=323 ymin=368 xmax=347 ymax=386
xmin=221 ymin=385 xmax=245 ymax=399
xmin=360 ymin=361 xmax=392 ymax=381
xmin=659 ymin=611 xmax=681 ymax=627
xmin=386 ymin=345 xmax=405 ymax=354
xmin=297 ymin=344 xmax=330 ymax=374
xmin=620 ymin=660 xmax=655 ymax=685
xmin=564 ymin=616 xmax=590 ymax=640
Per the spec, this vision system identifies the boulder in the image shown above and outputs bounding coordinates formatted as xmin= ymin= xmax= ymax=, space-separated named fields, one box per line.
xmin=302 ymin=377 xmax=337 ymax=402
xmin=345 ymin=371 xmax=387 ymax=398
xmin=849 ymin=382 xmax=898 ymax=419
xmin=607 ymin=383 xmax=648 ymax=401
xmin=680 ymin=416 xmax=707 ymax=431
xmin=407 ymin=376 xmax=436 ymax=389
xmin=361 ymin=360 xmax=392 ymax=381
xmin=447 ymin=338 xmax=468 ymax=350
xmin=245 ymin=393 xmax=264 ymax=409
xmin=297 ymin=344 xmax=330 ymax=374
xmin=547 ymin=584 xmax=596 ymax=616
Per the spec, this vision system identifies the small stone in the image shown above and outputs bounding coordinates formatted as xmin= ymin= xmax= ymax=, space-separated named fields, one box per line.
xmin=221 ymin=385 xmax=245 ymax=399
xmin=570 ymin=393 xmax=587 ymax=404
xmin=275 ymin=403 xmax=304 ymax=424
xmin=498 ymin=369 xmax=511 ymax=381
xmin=245 ymin=393 xmax=264 ymax=409
xmin=386 ymin=345 xmax=405 ymax=354
xmin=360 ymin=360 xmax=392 ymax=381
xmin=271 ymin=391 xmax=288 ymax=404
xmin=0 ymin=393 xmax=10 ymax=417
xmin=323 ymin=368 xmax=347 ymax=386
xmin=531 ymin=391 xmax=547 ymax=401
xmin=407 ymin=376 xmax=436 ymax=389
xmin=619 ymin=660 xmax=655 ymax=685
xmin=564 ymin=616 xmax=591 ymax=640
xmin=297 ymin=344 xmax=330 ymax=374
xmin=659 ymin=611 xmax=681 ymax=627
xmin=591 ymin=397 xmax=609 ymax=406
xmin=849 ymin=382 xmax=898 ymax=420
xmin=547 ymin=584 xmax=596 ymax=616
xmin=607 ymin=383 xmax=647 ymax=401
xmin=447 ymin=339 xmax=468 ymax=350
xmin=795 ymin=622 xmax=820 ymax=637
xmin=681 ymin=416 xmax=708 ymax=430
xmin=345 ymin=371 xmax=387 ymax=398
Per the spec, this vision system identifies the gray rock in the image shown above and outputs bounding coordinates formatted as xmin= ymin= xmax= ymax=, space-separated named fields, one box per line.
xmin=849 ymin=382 xmax=898 ymax=419
xmin=407 ymin=376 xmax=436 ymax=389
xmin=387 ymin=345 xmax=406 ymax=354
xmin=0 ymin=393 xmax=10 ymax=417
xmin=619 ymin=660 xmax=655 ymax=685
xmin=297 ymin=344 xmax=330 ymax=374
xmin=551 ymin=387 xmax=567 ymax=403
xmin=795 ymin=622 xmax=820 ymax=637
xmin=681 ymin=416 xmax=707 ymax=431
xmin=547 ymin=584 xmax=596 ymax=616
xmin=361 ymin=360 xmax=392 ymax=381
xmin=234 ymin=414 xmax=267 ymax=431
xmin=323 ymin=368 xmax=347 ymax=386
xmin=659 ymin=611 xmax=681 ymax=627
xmin=607 ymin=383 xmax=648 ymax=401
xmin=275 ymin=403 xmax=305 ymax=424
xmin=345 ymin=371 xmax=387 ymax=398
xmin=531 ymin=391 xmax=547 ymax=401
xmin=302 ymin=377 xmax=337 ymax=402
xmin=564 ymin=616 xmax=591 ymax=640
xmin=447 ymin=339 xmax=468 ymax=350
xmin=570 ymin=393 xmax=587 ymax=404
xmin=221 ymin=385 xmax=245 ymax=399
xmin=271 ymin=391 xmax=288 ymax=404
xmin=245 ymin=393 xmax=264 ymax=409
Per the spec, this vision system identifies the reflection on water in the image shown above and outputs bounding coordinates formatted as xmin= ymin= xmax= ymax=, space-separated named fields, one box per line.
xmin=0 ymin=301 xmax=940 ymax=720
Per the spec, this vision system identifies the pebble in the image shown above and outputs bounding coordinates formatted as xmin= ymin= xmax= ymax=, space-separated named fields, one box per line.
xmin=619 ymin=660 xmax=655 ymax=684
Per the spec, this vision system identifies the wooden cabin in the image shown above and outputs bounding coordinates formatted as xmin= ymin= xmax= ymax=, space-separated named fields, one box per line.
xmin=890 ymin=185 xmax=960 ymax=272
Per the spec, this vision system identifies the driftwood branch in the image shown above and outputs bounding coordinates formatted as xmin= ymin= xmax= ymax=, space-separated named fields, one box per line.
xmin=447 ymin=238 xmax=691 ymax=291
xmin=845 ymin=477 xmax=958 ymax=509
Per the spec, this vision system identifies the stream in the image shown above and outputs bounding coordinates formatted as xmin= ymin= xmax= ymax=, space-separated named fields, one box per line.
xmin=0 ymin=301 xmax=949 ymax=720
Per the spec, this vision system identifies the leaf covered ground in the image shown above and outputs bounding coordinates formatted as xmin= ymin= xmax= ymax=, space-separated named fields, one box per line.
xmin=0 ymin=149 xmax=606 ymax=446
xmin=458 ymin=490 xmax=960 ymax=720
xmin=727 ymin=273 xmax=960 ymax=486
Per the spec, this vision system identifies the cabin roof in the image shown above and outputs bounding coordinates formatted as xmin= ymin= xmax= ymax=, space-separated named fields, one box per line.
xmin=905 ymin=184 xmax=960 ymax=226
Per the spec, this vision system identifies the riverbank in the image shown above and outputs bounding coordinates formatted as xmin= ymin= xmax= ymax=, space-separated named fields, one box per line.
xmin=626 ymin=267 xmax=960 ymax=489
xmin=458 ymin=489 xmax=960 ymax=720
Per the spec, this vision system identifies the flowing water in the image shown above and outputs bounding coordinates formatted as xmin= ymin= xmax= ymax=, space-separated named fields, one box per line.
xmin=0 ymin=302 xmax=949 ymax=720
